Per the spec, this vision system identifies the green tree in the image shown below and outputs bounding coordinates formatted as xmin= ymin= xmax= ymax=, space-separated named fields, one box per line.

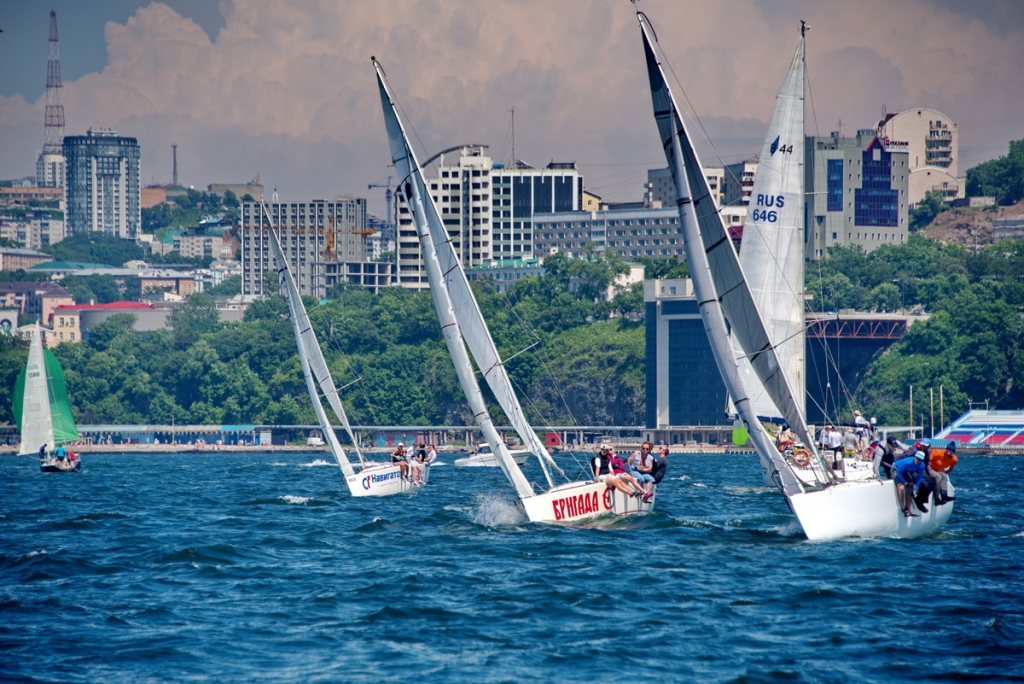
xmin=168 ymin=293 xmax=220 ymax=349
xmin=909 ymin=191 xmax=946 ymax=230
xmin=966 ymin=139 xmax=1024 ymax=205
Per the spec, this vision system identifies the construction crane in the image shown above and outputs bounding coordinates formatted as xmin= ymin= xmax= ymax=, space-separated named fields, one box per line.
xmin=368 ymin=175 xmax=395 ymax=237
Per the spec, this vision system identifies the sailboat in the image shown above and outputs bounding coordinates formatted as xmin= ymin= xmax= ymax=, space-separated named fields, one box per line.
xmin=373 ymin=58 xmax=653 ymax=522
xmin=261 ymin=205 xmax=427 ymax=496
xmin=636 ymin=10 xmax=952 ymax=540
xmin=15 ymin=323 xmax=81 ymax=472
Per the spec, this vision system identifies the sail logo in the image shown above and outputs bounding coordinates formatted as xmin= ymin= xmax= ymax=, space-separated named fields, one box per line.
xmin=362 ymin=470 xmax=401 ymax=490
xmin=551 ymin=490 xmax=605 ymax=520
xmin=770 ymin=136 xmax=780 ymax=156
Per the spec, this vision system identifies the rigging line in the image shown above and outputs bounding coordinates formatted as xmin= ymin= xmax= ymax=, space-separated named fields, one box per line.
xmin=471 ymin=276 xmax=588 ymax=479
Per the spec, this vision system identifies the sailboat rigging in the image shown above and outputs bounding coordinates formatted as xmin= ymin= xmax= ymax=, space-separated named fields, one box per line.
xmin=374 ymin=57 xmax=653 ymax=522
xmin=260 ymin=203 xmax=427 ymax=496
xmin=636 ymin=10 xmax=952 ymax=539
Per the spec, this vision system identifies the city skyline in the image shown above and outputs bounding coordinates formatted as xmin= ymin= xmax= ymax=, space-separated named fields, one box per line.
xmin=2 ymin=0 xmax=1023 ymax=220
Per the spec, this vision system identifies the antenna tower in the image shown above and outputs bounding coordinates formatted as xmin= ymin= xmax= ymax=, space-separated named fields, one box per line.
xmin=43 ymin=10 xmax=65 ymax=154
xmin=172 ymin=143 xmax=178 ymax=186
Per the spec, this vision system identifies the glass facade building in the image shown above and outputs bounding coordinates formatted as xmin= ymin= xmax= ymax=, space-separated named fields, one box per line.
xmin=62 ymin=129 xmax=140 ymax=238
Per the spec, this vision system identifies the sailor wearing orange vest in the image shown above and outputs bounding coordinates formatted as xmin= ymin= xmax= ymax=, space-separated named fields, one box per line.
xmin=928 ymin=441 xmax=958 ymax=506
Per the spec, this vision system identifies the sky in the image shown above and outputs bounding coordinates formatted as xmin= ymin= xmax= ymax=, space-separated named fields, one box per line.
xmin=2 ymin=0 xmax=1023 ymax=219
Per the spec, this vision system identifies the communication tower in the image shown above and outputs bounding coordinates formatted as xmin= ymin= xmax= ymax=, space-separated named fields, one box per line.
xmin=36 ymin=10 xmax=66 ymax=187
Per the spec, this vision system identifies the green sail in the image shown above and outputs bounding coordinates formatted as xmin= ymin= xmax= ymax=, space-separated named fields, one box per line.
xmin=44 ymin=348 xmax=79 ymax=444
xmin=13 ymin=367 xmax=25 ymax=432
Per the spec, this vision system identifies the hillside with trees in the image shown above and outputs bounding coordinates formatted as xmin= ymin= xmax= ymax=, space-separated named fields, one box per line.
xmin=1 ymin=232 xmax=1021 ymax=431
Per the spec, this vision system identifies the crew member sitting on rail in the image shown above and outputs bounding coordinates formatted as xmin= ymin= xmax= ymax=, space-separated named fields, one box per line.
xmin=893 ymin=449 xmax=927 ymax=517
xmin=593 ymin=444 xmax=646 ymax=499
xmin=391 ymin=442 xmax=411 ymax=480
xmin=927 ymin=441 xmax=958 ymax=506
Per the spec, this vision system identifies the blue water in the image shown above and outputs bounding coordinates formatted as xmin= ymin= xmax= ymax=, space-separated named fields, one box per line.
xmin=2 ymin=451 xmax=1022 ymax=683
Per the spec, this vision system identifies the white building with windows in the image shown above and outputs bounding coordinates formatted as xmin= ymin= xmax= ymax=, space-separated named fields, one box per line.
xmin=395 ymin=146 xmax=582 ymax=289
xmin=240 ymin=197 xmax=368 ymax=299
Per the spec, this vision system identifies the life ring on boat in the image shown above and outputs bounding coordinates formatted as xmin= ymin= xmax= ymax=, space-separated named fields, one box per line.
xmin=790 ymin=448 xmax=811 ymax=468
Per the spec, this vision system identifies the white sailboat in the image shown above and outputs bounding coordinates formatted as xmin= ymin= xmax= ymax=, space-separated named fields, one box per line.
xmin=374 ymin=58 xmax=653 ymax=522
xmin=16 ymin=323 xmax=81 ymax=472
xmin=636 ymin=11 xmax=952 ymax=540
xmin=262 ymin=206 xmax=426 ymax=496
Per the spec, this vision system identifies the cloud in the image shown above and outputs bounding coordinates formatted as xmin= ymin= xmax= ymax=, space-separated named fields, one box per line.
xmin=1 ymin=0 xmax=1022 ymax=210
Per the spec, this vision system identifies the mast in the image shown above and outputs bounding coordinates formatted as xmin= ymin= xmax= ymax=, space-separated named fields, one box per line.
xmin=374 ymin=58 xmax=536 ymax=498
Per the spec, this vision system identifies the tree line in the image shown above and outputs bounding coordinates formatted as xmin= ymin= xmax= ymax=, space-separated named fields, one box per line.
xmin=1 ymin=236 xmax=1021 ymax=431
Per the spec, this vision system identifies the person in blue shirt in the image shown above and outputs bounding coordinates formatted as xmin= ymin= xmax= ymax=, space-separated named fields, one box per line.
xmin=55 ymin=444 xmax=67 ymax=462
xmin=893 ymin=449 xmax=927 ymax=517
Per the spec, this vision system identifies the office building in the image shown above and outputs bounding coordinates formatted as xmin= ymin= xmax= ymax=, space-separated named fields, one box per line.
xmin=395 ymin=146 xmax=582 ymax=288
xmin=805 ymin=130 xmax=909 ymax=260
xmin=240 ymin=197 xmax=369 ymax=299
xmin=63 ymin=128 xmax=141 ymax=238
xmin=644 ymin=278 xmax=732 ymax=443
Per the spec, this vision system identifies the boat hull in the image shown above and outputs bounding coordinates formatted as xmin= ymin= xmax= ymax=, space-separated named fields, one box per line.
xmin=454 ymin=452 xmax=529 ymax=467
xmin=521 ymin=480 xmax=654 ymax=523
xmin=787 ymin=479 xmax=954 ymax=541
xmin=344 ymin=462 xmax=428 ymax=497
xmin=40 ymin=458 xmax=81 ymax=473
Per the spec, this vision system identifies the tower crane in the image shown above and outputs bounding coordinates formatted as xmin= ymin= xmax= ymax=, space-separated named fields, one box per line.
xmin=368 ymin=175 xmax=395 ymax=238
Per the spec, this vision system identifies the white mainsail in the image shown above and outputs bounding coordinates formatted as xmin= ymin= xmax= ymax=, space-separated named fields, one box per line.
xmin=265 ymin=211 xmax=357 ymax=478
xmin=374 ymin=61 xmax=534 ymax=499
xmin=374 ymin=58 xmax=651 ymax=521
xmin=737 ymin=25 xmax=807 ymax=421
xmin=19 ymin=323 xmax=54 ymax=455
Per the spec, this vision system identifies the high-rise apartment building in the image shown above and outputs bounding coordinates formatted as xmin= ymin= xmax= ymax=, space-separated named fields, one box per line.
xmin=805 ymin=130 xmax=910 ymax=260
xmin=63 ymin=129 xmax=141 ymax=238
xmin=395 ymin=146 xmax=582 ymax=288
xmin=647 ymin=166 xmax=727 ymax=207
xmin=240 ymin=197 xmax=368 ymax=299
xmin=876 ymin=108 xmax=962 ymax=206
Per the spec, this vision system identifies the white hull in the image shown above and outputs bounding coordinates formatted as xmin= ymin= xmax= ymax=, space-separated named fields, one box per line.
xmin=787 ymin=479 xmax=954 ymax=541
xmin=521 ymin=480 xmax=654 ymax=523
xmin=344 ymin=462 xmax=429 ymax=497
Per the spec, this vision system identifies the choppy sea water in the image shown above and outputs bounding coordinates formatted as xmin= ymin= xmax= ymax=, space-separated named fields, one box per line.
xmin=1 ymin=450 xmax=1022 ymax=683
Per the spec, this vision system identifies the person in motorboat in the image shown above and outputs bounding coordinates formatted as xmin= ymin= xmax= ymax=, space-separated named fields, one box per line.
xmin=593 ymin=444 xmax=646 ymax=500
xmin=391 ymin=442 xmax=411 ymax=481
xmin=927 ymin=441 xmax=958 ymax=506
xmin=893 ymin=448 xmax=928 ymax=517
